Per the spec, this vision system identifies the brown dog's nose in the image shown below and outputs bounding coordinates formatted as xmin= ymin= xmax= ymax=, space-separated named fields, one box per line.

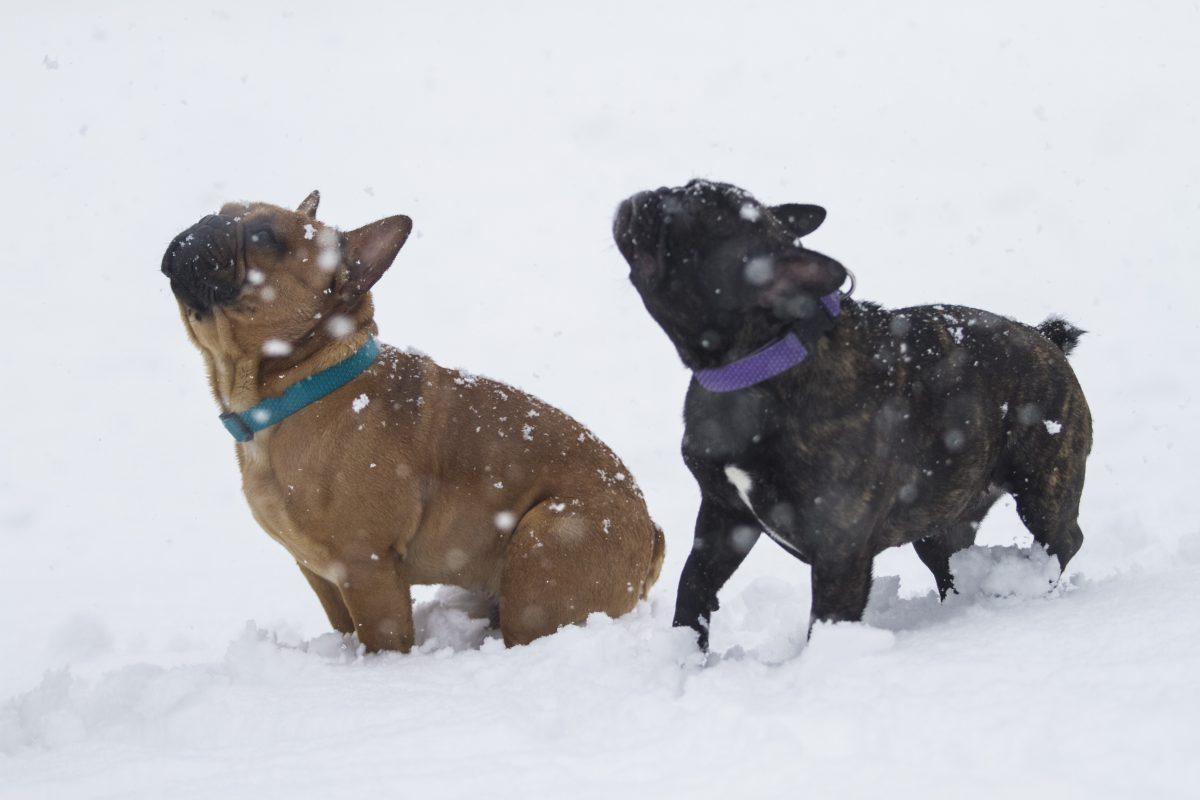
xmin=161 ymin=214 xmax=244 ymax=312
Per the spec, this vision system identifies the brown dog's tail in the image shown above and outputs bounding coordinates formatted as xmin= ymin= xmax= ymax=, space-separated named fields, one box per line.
xmin=641 ymin=523 xmax=666 ymax=600
xmin=1037 ymin=316 xmax=1085 ymax=357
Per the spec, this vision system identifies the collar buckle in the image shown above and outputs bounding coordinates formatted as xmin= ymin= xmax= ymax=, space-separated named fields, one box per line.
xmin=220 ymin=412 xmax=255 ymax=443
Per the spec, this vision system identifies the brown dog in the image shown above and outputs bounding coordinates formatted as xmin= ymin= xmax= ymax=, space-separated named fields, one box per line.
xmin=161 ymin=191 xmax=664 ymax=651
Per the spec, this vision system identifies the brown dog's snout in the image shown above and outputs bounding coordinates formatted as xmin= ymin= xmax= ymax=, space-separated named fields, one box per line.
xmin=162 ymin=214 xmax=244 ymax=312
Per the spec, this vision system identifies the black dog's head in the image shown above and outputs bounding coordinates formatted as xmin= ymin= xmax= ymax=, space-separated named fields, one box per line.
xmin=613 ymin=179 xmax=847 ymax=369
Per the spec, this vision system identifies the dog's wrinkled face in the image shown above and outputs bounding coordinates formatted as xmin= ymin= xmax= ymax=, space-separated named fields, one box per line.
xmin=613 ymin=179 xmax=847 ymax=369
xmin=161 ymin=191 xmax=411 ymax=356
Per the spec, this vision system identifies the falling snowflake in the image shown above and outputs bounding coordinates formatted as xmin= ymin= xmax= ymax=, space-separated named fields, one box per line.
xmin=325 ymin=315 xmax=356 ymax=338
xmin=261 ymin=339 xmax=292 ymax=357
xmin=316 ymin=228 xmax=340 ymax=271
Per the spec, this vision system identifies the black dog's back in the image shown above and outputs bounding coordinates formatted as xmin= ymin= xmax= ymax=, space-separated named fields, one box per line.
xmin=834 ymin=301 xmax=1091 ymax=556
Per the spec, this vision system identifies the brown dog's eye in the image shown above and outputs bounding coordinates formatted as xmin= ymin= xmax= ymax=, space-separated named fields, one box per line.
xmin=248 ymin=227 xmax=278 ymax=247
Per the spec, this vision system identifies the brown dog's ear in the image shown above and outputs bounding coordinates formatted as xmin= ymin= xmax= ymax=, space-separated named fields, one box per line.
xmin=340 ymin=215 xmax=413 ymax=296
xmin=297 ymin=190 xmax=321 ymax=219
xmin=771 ymin=204 xmax=826 ymax=239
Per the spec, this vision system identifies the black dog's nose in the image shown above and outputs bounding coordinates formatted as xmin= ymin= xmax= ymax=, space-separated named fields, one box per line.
xmin=161 ymin=214 xmax=243 ymax=312
xmin=613 ymin=190 xmax=664 ymax=258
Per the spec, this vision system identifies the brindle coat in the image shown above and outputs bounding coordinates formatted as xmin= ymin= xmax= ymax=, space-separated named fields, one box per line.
xmin=162 ymin=191 xmax=664 ymax=651
xmin=613 ymin=180 xmax=1090 ymax=649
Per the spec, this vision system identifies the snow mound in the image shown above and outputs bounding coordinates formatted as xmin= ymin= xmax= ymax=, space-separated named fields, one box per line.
xmin=412 ymin=585 xmax=497 ymax=652
xmin=949 ymin=544 xmax=1064 ymax=598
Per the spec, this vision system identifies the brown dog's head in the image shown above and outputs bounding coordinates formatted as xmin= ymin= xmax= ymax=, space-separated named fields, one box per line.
xmin=613 ymin=179 xmax=847 ymax=370
xmin=161 ymin=190 xmax=411 ymax=358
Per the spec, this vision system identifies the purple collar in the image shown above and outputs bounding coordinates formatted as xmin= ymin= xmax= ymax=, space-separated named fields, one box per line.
xmin=694 ymin=292 xmax=841 ymax=393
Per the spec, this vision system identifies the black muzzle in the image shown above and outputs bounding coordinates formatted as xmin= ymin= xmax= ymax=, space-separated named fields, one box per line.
xmin=161 ymin=214 xmax=244 ymax=312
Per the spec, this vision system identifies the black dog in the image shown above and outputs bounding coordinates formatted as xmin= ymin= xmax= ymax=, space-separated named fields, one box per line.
xmin=614 ymin=180 xmax=1091 ymax=648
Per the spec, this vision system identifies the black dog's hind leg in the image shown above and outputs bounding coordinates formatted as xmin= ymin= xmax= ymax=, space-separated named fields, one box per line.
xmin=1012 ymin=467 xmax=1086 ymax=572
xmin=674 ymin=498 xmax=762 ymax=650
xmin=1008 ymin=394 xmax=1090 ymax=573
xmin=913 ymin=522 xmax=977 ymax=600
xmin=914 ymin=487 xmax=1001 ymax=599
xmin=809 ymin=546 xmax=875 ymax=629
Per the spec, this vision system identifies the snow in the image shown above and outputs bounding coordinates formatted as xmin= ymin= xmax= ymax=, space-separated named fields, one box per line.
xmin=743 ymin=255 xmax=774 ymax=286
xmin=324 ymin=314 xmax=356 ymax=338
xmin=260 ymin=338 xmax=292 ymax=357
xmin=3 ymin=3 xmax=1199 ymax=798
xmin=315 ymin=228 xmax=340 ymax=272
xmin=351 ymin=393 xmax=369 ymax=413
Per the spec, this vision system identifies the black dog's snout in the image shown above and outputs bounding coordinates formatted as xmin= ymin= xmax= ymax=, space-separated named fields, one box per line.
xmin=613 ymin=190 xmax=668 ymax=259
xmin=161 ymin=214 xmax=244 ymax=312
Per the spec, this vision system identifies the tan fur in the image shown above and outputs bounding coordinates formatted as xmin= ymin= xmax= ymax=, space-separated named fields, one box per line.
xmin=173 ymin=196 xmax=664 ymax=651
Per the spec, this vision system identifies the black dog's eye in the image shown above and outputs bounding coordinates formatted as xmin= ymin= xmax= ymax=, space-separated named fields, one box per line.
xmin=248 ymin=227 xmax=278 ymax=247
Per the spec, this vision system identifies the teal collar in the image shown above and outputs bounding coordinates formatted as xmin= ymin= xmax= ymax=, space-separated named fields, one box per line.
xmin=220 ymin=337 xmax=380 ymax=442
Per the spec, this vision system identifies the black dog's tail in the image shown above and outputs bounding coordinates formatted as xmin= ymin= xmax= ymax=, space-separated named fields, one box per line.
xmin=1037 ymin=316 xmax=1085 ymax=356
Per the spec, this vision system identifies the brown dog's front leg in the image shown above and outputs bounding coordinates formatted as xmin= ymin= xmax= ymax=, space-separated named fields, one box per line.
xmin=298 ymin=563 xmax=355 ymax=635
xmin=337 ymin=556 xmax=415 ymax=653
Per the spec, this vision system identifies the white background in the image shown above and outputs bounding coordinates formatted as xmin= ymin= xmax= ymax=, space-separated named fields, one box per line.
xmin=2 ymin=2 xmax=1198 ymax=797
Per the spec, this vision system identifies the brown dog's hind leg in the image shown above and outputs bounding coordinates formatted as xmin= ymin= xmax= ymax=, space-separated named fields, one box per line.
xmin=299 ymin=562 xmax=355 ymax=635
xmin=499 ymin=499 xmax=651 ymax=647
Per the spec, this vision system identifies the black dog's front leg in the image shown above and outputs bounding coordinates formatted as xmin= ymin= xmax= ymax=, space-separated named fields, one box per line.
xmin=809 ymin=546 xmax=875 ymax=629
xmin=674 ymin=498 xmax=761 ymax=650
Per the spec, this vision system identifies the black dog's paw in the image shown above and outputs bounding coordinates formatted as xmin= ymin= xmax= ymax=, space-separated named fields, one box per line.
xmin=672 ymin=616 xmax=711 ymax=652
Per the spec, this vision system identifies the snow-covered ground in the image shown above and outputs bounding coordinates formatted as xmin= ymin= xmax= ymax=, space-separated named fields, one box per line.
xmin=2 ymin=2 xmax=1198 ymax=796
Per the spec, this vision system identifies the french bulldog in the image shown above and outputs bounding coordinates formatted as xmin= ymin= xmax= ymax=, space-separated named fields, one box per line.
xmin=162 ymin=191 xmax=664 ymax=651
xmin=614 ymin=179 xmax=1090 ymax=649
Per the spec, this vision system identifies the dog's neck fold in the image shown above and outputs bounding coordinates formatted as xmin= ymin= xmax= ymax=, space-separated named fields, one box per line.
xmin=189 ymin=304 xmax=376 ymax=414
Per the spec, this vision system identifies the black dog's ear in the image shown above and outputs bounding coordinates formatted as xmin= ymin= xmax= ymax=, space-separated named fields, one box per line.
xmin=756 ymin=251 xmax=847 ymax=313
xmin=338 ymin=215 xmax=412 ymax=298
xmin=771 ymin=204 xmax=826 ymax=238
xmin=297 ymin=190 xmax=321 ymax=219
